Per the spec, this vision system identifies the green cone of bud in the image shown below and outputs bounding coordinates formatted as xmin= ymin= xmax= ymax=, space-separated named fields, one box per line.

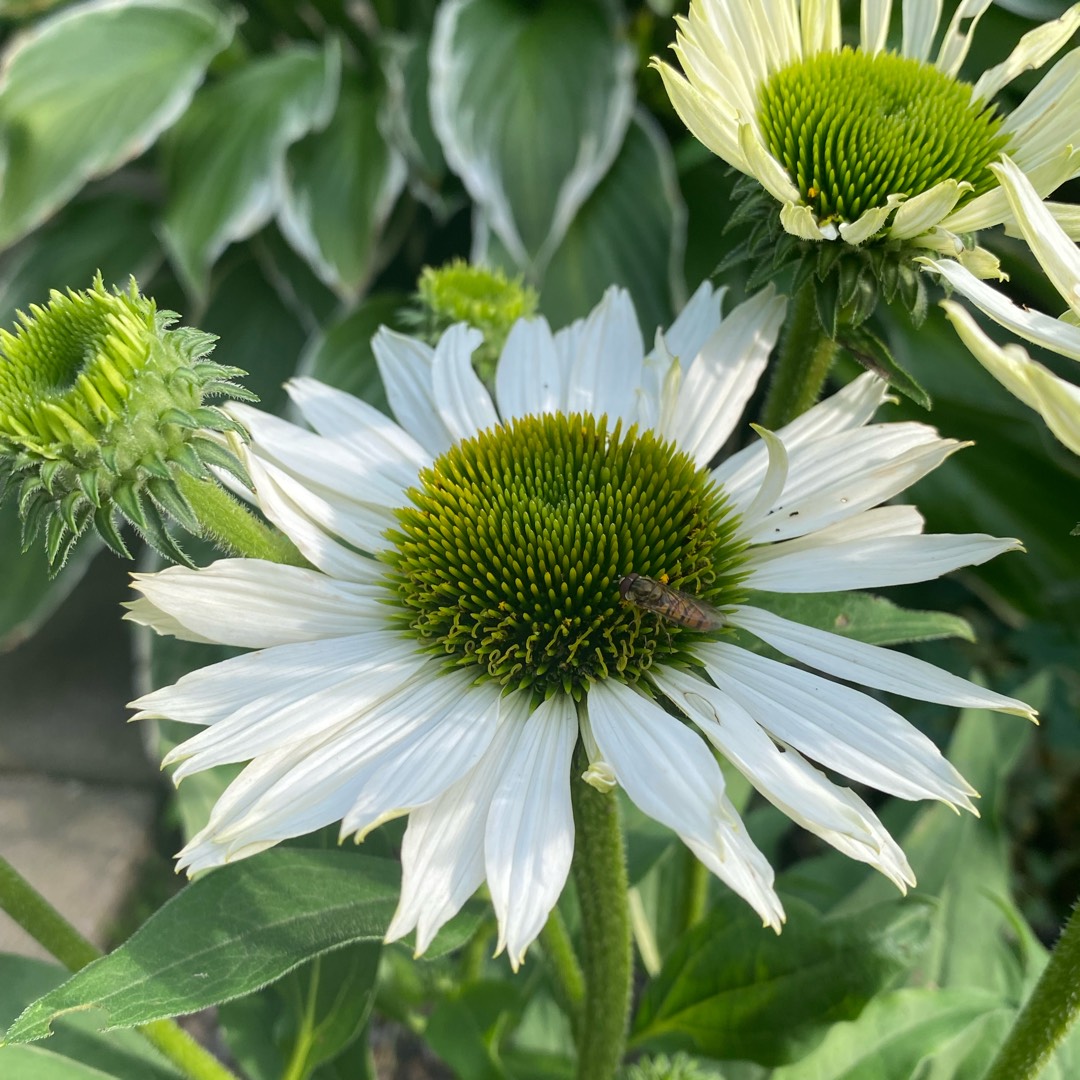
xmin=0 ymin=275 xmax=255 ymax=569
xmin=404 ymin=258 xmax=539 ymax=384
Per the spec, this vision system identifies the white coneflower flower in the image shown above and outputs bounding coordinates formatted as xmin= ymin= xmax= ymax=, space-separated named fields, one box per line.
xmin=127 ymin=283 xmax=1032 ymax=968
xmin=655 ymin=0 xmax=1080 ymax=272
xmin=924 ymin=156 xmax=1080 ymax=456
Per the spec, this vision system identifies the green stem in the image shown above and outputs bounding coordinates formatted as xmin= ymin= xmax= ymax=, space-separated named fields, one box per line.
xmin=0 ymin=855 xmax=241 ymax=1080
xmin=175 ymin=472 xmax=307 ymax=566
xmin=983 ymin=901 xmax=1080 ymax=1080
xmin=760 ymin=280 xmax=839 ymax=430
xmin=677 ymin=848 xmax=710 ymax=936
xmin=571 ymin=749 xmax=632 ymax=1080
xmin=540 ymin=906 xmax=585 ymax=1037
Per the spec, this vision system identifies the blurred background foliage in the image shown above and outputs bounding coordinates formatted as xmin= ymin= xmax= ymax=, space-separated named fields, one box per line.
xmin=0 ymin=1 xmax=1078 ymax=1077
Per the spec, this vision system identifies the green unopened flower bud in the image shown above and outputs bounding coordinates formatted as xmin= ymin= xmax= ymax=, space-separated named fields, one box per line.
xmin=0 ymin=275 xmax=254 ymax=569
xmin=406 ymin=258 xmax=539 ymax=384
xmin=622 ymin=1054 xmax=715 ymax=1080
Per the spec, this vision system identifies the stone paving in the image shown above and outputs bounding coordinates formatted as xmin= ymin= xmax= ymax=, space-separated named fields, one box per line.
xmin=0 ymin=554 xmax=160 ymax=957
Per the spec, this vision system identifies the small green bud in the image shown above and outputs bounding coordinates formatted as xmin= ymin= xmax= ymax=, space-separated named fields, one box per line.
xmin=622 ymin=1053 xmax=718 ymax=1080
xmin=0 ymin=275 xmax=255 ymax=569
xmin=405 ymin=258 xmax=539 ymax=384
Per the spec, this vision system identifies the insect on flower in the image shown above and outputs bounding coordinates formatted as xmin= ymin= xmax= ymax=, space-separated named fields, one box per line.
xmin=619 ymin=573 xmax=727 ymax=632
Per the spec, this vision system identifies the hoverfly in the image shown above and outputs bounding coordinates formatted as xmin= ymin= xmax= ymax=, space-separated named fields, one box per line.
xmin=618 ymin=573 xmax=727 ymax=632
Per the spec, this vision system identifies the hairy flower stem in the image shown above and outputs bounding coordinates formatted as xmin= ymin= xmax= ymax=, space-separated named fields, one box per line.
xmin=0 ymin=855 xmax=240 ymax=1080
xmin=760 ymin=280 xmax=839 ymax=429
xmin=984 ymin=899 xmax=1080 ymax=1080
xmin=571 ymin=747 xmax=632 ymax=1080
xmin=174 ymin=472 xmax=307 ymax=566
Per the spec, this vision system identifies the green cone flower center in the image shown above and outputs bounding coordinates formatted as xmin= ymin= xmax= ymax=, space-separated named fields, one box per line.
xmin=386 ymin=413 xmax=746 ymax=696
xmin=757 ymin=48 xmax=1010 ymax=223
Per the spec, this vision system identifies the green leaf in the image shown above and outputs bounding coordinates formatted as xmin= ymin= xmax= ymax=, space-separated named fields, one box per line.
xmin=631 ymin=897 xmax=932 ymax=1065
xmin=0 ymin=192 xmax=160 ymax=329
xmin=0 ymin=956 xmax=180 ymax=1079
xmin=297 ymin=292 xmax=408 ymax=412
xmin=0 ymin=0 xmax=233 ymax=250
xmin=161 ymin=42 xmax=341 ymax=299
xmin=769 ymin=987 xmax=1003 ymax=1080
xmin=748 ymin=590 xmax=974 ymax=647
xmin=836 ymin=323 xmax=931 ymax=410
xmin=424 ymin=981 xmax=525 ymax=1080
xmin=0 ymin=499 xmax=99 ymax=652
xmin=279 ymin=67 xmax=407 ymax=301
xmin=2 ymin=850 xmax=400 ymax=1044
xmin=836 ymin=682 xmax=1045 ymax=997
xmin=531 ymin=112 xmax=684 ymax=331
xmin=430 ymin=0 xmax=634 ymax=270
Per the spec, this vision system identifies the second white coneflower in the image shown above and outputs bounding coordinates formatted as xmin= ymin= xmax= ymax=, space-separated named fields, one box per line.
xmin=128 ymin=283 xmax=1033 ymax=968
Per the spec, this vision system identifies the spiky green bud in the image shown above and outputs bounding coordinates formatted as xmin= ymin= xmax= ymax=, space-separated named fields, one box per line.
xmin=404 ymin=258 xmax=539 ymax=384
xmin=0 ymin=276 xmax=255 ymax=569
xmin=622 ymin=1053 xmax=717 ymax=1080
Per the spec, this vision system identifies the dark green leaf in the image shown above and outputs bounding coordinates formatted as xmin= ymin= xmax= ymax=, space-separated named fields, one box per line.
xmin=748 ymin=591 xmax=974 ymax=647
xmin=280 ymin=68 xmax=407 ymax=300
xmin=836 ymin=323 xmax=931 ymax=409
xmin=0 ymin=0 xmax=234 ymax=249
xmin=502 ymin=112 xmax=683 ymax=331
xmin=430 ymin=0 xmax=634 ymax=267
xmin=161 ymin=43 xmax=340 ymax=298
xmin=631 ymin=897 xmax=931 ymax=1065
xmin=0 ymin=955 xmax=180 ymax=1079
xmin=3 ymin=850 xmax=401 ymax=1043
xmin=769 ymin=988 xmax=1003 ymax=1080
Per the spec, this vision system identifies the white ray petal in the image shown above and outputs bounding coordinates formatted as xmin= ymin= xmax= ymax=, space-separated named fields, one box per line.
xmin=387 ymin=692 xmax=534 ymax=954
xmin=698 ymin=641 xmax=977 ymax=809
xmin=662 ymin=280 xmax=727 ymax=365
xmin=926 ymin=260 xmax=1080 ymax=361
xmin=163 ymin=641 xmax=432 ymax=781
xmin=941 ymin=149 xmax=1080 ymax=236
xmin=740 ymin=124 xmax=801 ymax=205
xmin=663 ymin=285 xmax=786 ymax=464
xmin=744 ymin=425 xmax=961 ymax=544
xmin=586 ymin=680 xmax=784 ymax=930
xmin=840 ymin=196 xmax=903 ymax=246
xmin=197 ymin=668 xmax=502 ymax=849
xmin=130 ymin=631 xmax=407 ymax=725
xmin=745 ymin=531 xmax=1020 ymax=592
xmin=941 ymin=304 xmax=1080 ymax=455
xmin=245 ymin=451 xmax=395 ymax=557
xmin=432 ymin=323 xmax=498 ymax=442
xmin=487 ymin=695 xmax=577 ymax=970
xmin=901 ymin=0 xmax=943 ymax=61
xmin=730 ymin=605 xmax=1037 ymax=718
xmin=890 ymin=180 xmax=971 ymax=240
xmin=800 ymin=0 xmax=840 ymax=54
xmin=780 ymin=202 xmax=835 ymax=241
xmin=654 ymin=62 xmax=746 ymax=170
xmin=565 ymin=287 xmax=645 ymax=424
xmin=714 ymin=373 xmax=888 ymax=497
xmin=653 ymin=667 xmax=915 ymax=890
xmin=372 ymin=327 xmax=455 ymax=456
xmin=935 ymin=0 xmax=993 ymax=76
xmin=240 ymin=453 xmax=389 ymax=581
xmin=971 ymin=5 xmax=1080 ymax=102
xmin=991 ymin=156 xmax=1080 ymax=319
xmin=231 ymin=403 xmax=409 ymax=509
xmin=495 ymin=316 xmax=562 ymax=420
xmin=861 ymin=0 xmax=893 ymax=53
xmin=129 ymin=560 xmax=390 ymax=647
xmin=736 ymin=426 xmax=789 ymax=528
xmin=285 ymin=376 xmax=430 ymax=474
